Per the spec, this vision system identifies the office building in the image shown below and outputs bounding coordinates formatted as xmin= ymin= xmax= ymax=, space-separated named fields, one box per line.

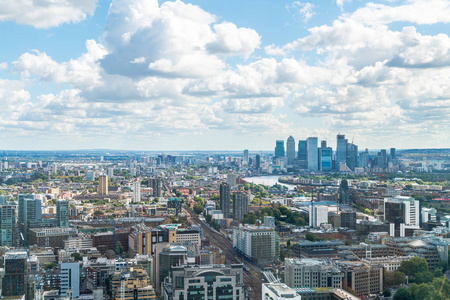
xmin=377 ymin=150 xmax=387 ymax=168
xmin=319 ymin=146 xmax=332 ymax=171
xmin=0 ymin=205 xmax=16 ymax=246
xmin=262 ymin=283 xmax=301 ymax=300
xmin=155 ymin=245 xmax=188 ymax=294
xmin=164 ymin=264 xmax=244 ymax=300
xmin=1 ymin=252 xmax=27 ymax=297
xmin=233 ymin=225 xmax=279 ymax=265
xmin=149 ymin=177 xmax=161 ymax=197
xmin=340 ymin=210 xmax=356 ymax=230
xmin=243 ymin=149 xmax=249 ymax=166
xmin=227 ymin=173 xmax=236 ymax=187
xmin=336 ymin=134 xmax=347 ymax=168
xmin=128 ymin=226 xmax=170 ymax=257
xmin=18 ymin=194 xmax=42 ymax=240
xmin=255 ymin=154 xmax=261 ymax=170
xmin=346 ymin=143 xmax=358 ymax=171
xmin=97 ymin=174 xmax=108 ymax=195
xmin=264 ymin=216 xmax=276 ymax=228
xmin=0 ymin=195 xmax=6 ymax=205
xmin=306 ymin=137 xmax=318 ymax=171
xmin=297 ymin=140 xmax=307 ymax=168
xmin=133 ymin=180 xmax=141 ymax=203
xmin=309 ymin=205 xmax=328 ymax=228
xmin=220 ymin=183 xmax=231 ymax=218
xmin=384 ymin=196 xmax=420 ymax=234
xmin=359 ymin=148 xmax=369 ymax=168
xmin=60 ymin=262 xmax=80 ymax=298
xmin=28 ymin=227 xmax=78 ymax=248
xmin=56 ymin=200 xmax=69 ymax=227
xmin=421 ymin=207 xmax=437 ymax=224
xmin=233 ymin=192 xmax=249 ymax=221
xmin=337 ymin=261 xmax=383 ymax=297
xmin=285 ymin=258 xmax=343 ymax=289
xmin=286 ymin=136 xmax=296 ymax=165
xmin=275 ymin=140 xmax=285 ymax=158
xmin=390 ymin=148 xmax=396 ymax=160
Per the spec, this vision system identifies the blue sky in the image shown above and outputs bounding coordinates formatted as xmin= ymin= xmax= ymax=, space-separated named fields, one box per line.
xmin=0 ymin=0 xmax=449 ymax=151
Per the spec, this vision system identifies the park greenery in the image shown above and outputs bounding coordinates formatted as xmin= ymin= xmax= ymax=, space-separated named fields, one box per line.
xmin=242 ymin=205 xmax=307 ymax=226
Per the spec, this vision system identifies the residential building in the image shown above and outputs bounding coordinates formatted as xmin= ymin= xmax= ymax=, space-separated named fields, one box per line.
xmin=97 ymin=175 xmax=108 ymax=195
xmin=227 ymin=173 xmax=236 ymax=188
xmin=285 ymin=258 xmax=343 ymax=289
xmin=163 ymin=264 xmax=244 ymax=300
xmin=133 ymin=180 xmax=141 ymax=203
xmin=111 ymin=265 xmax=156 ymax=300
xmin=309 ymin=205 xmax=328 ymax=228
xmin=167 ymin=198 xmax=183 ymax=216
xmin=18 ymin=194 xmax=42 ymax=240
xmin=233 ymin=192 xmax=249 ymax=221
xmin=255 ymin=154 xmax=261 ymax=170
xmin=28 ymin=227 xmax=78 ymax=248
xmin=340 ymin=210 xmax=356 ymax=230
xmin=1 ymin=252 xmax=27 ymax=297
xmin=149 ymin=177 xmax=161 ymax=197
xmin=0 ymin=205 xmax=16 ymax=246
xmin=60 ymin=262 xmax=80 ymax=298
xmin=56 ymin=200 xmax=69 ymax=227
xmin=307 ymin=137 xmax=318 ymax=171
xmin=220 ymin=183 xmax=231 ymax=218
xmin=233 ymin=225 xmax=279 ymax=265
xmin=337 ymin=261 xmax=383 ymax=297
xmin=264 ymin=216 xmax=276 ymax=228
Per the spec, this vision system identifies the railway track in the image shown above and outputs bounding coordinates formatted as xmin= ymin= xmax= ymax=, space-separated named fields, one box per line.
xmin=185 ymin=208 xmax=263 ymax=300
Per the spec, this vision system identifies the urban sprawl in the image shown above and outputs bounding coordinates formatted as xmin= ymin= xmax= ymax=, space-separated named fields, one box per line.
xmin=0 ymin=134 xmax=449 ymax=300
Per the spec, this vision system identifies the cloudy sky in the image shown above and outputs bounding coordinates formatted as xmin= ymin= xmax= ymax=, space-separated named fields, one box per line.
xmin=0 ymin=0 xmax=449 ymax=151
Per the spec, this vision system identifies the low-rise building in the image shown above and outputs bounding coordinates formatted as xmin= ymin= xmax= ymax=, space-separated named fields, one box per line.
xmin=262 ymin=283 xmax=301 ymax=300
xmin=285 ymin=258 xmax=343 ymax=289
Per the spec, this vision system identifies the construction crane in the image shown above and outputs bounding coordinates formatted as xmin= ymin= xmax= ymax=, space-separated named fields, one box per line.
xmin=18 ymin=229 xmax=43 ymax=300
xmin=111 ymin=220 xmax=128 ymax=300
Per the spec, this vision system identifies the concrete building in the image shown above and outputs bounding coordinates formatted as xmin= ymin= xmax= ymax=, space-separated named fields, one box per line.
xmin=233 ymin=225 xmax=279 ymax=265
xmin=64 ymin=236 xmax=93 ymax=250
xmin=111 ymin=265 xmax=156 ymax=300
xmin=262 ymin=283 xmax=301 ymax=300
xmin=128 ymin=227 xmax=170 ymax=257
xmin=56 ymin=200 xmax=69 ymax=227
xmin=384 ymin=196 xmax=420 ymax=236
xmin=220 ymin=183 xmax=231 ymax=219
xmin=133 ymin=180 xmax=141 ymax=203
xmin=97 ymin=175 xmax=108 ymax=195
xmin=60 ymin=262 xmax=80 ymax=298
xmin=286 ymin=136 xmax=296 ymax=166
xmin=285 ymin=258 xmax=344 ymax=289
xmin=309 ymin=205 xmax=328 ymax=228
xmin=264 ymin=216 xmax=276 ymax=228
xmin=340 ymin=210 xmax=356 ymax=230
xmin=155 ymin=244 xmax=188 ymax=295
xmin=233 ymin=191 xmax=249 ymax=221
xmin=174 ymin=230 xmax=201 ymax=249
xmin=167 ymin=198 xmax=183 ymax=216
xmin=1 ymin=252 xmax=27 ymax=297
xmin=337 ymin=261 xmax=383 ymax=298
xmin=0 ymin=205 xmax=16 ymax=246
xmin=163 ymin=264 xmax=244 ymax=300
xmin=149 ymin=177 xmax=161 ymax=197
xmin=227 ymin=173 xmax=236 ymax=188
xmin=307 ymin=137 xmax=319 ymax=171
xmin=28 ymin=227 xmax=78 ymax=248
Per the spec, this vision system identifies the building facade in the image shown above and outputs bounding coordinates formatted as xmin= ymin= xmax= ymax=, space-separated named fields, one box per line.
xmin=233 ymin=225 xmax=279 ymax=265
xmin=285 ymin=258 xmax=343 ymax=289
xmin=220 ymin=183 xmax=231 ymax=219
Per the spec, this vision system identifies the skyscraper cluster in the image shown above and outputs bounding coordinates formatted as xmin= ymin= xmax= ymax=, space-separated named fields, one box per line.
xmin=273 ymin=134 xmax=396 ymax=172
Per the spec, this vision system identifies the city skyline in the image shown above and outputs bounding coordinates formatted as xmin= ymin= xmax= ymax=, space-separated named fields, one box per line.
xmin=1 ymin=0 xmax=449 ymax=151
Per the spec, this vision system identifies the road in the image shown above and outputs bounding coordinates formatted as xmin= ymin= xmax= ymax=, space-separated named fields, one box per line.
xmin=185 ymin=208 xmax=263 ymax=300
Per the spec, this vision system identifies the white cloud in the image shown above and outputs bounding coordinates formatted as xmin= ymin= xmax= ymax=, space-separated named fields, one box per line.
xmin=0 ymin=0 xmax=97 ymax=29
xmin=349 ymin=0 xmax=450 ymax=26
xmin=336 ymin=0 xmax=352 ymax=8
xmin=0 ymin=62 xmax=7 ymax=70
xmin=287 ymin=2 xmax=315 ymax=23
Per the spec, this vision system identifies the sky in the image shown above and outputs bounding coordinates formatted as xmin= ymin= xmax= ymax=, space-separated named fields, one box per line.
xmin=0 ymin=0 xmax=449 ymax=151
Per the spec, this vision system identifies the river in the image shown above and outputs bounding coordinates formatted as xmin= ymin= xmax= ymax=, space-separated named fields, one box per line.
xmin=242 ymin=175 xmax=297 ymax=190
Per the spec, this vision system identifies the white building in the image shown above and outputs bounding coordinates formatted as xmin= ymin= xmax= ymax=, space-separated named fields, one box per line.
xmin=309 ymin=205 xmax=328 ymax=228
xmin=233 ymin=225 xmax=279 ymax=265
xmin=61 ymin=262 xmax=80 ymax=298
xmin=108 ymin=167 xmax=114 ymax=178
xmin=384 ymin=196 xmax=420 ymax=226
xmin=227 ymin=173 xmax=236 ymax=187
xmin=285 ymin=258 xmax=343 ymax=289
xmin=262 ymin=283 xmax=301 ymax=300
xmin=133 ymin=181 xmax=141 ymax=203
xmin=421 ymin=207 xmax=437 ymax=223
xmin=264 ymin=216 xmax=276 ymax=228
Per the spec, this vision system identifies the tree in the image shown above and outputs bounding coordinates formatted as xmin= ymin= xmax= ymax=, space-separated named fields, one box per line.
xmin=393 ymin=287 xmax=411 ymax=300
xmin=385 ymin=271 xmax=406 ymax=287
xmin=383 ymin=289 xmax=391 ymax=297
xmin=398 ymin=257 xmax=428 ymax=277
xmin=193 ymin=204 xmax=204 ymax=214
xmin=44 ymin=262 xmax=58 ymax=270
xmin=71 ymin=252 xmax=82 ymax=262
xmin=436 ymin=260 xmax=448 ymax=272
xmin=93 ymin=210 xmax=103 ymax=216
xmin=117 ymin=241 xmax=125 ymax=254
